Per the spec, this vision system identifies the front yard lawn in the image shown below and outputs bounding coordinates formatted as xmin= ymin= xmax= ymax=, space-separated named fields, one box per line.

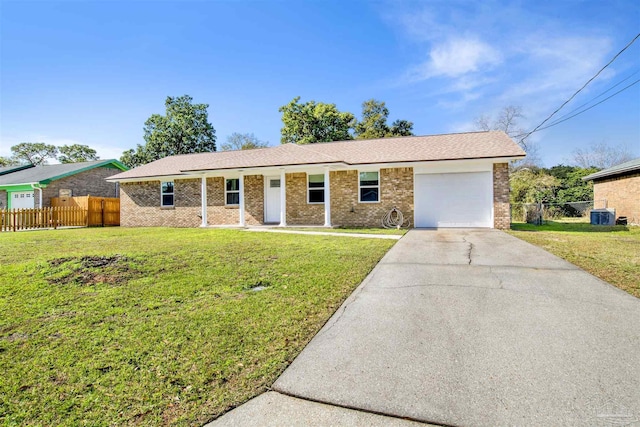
xmin=508 ymin=221 xmax=640 ymax=298
xmin=0 ymin=228 xmax=395 ymax=426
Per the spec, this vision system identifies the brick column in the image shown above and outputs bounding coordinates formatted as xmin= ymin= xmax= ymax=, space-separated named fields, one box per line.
xmin=493 ymin=163 xmax=510 ymax=229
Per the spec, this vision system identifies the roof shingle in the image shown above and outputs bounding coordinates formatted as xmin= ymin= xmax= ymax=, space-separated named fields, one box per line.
xmin=109 ymin=131 xmax=525 ymax=181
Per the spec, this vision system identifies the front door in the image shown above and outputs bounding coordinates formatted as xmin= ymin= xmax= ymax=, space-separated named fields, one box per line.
xmin=265 ymin=177 xmax=281 ymax=223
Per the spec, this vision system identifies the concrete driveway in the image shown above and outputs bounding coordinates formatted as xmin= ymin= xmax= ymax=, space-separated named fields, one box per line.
xmin=273 ymin=229 xmax=640 ymax=426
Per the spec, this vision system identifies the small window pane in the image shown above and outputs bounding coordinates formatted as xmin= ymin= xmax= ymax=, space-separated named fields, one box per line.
xmin=226 ymin=179 xmax=239 ymax=191
xmin=270 ymin=179 xmax=281 ymax=188
xmin=309 ymin=174 xmax=324 ymax=184
xmin=162 ymin=194 xmax=174 ymax=206
xmin=360 ymin=188 xmax=379 ymax=202
xmin=359 ymin=171 xmax=378 ymax=186
xmin=162 ymin=182 xmax=174 ymax=194
xmin=226 ymin=192 xmax=240 ymax=205
xmin=309 ymin=189 xmax=324 ymax=203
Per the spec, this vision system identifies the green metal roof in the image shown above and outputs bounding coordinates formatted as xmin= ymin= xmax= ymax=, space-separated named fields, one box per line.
xmin=582 ymin=157 xmax=640 ymax=181
xmin=0 ymin=164 xmax=34 ymax=176
xmin=0 ymin=160 xmax=128 ymax=187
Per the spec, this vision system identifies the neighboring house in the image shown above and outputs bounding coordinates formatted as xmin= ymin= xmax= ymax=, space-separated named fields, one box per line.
xmin=107 ymin=131 xmax=525 ymax=229
xmin=0 ymin=160 xmax=128 ymax=209
xmin=582 ymin=157 xmax=640 ymax=225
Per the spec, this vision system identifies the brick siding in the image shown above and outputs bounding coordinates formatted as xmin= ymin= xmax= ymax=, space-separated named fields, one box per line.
xmin=0 ymin=190 xmax=6 ymax=209
xmin=330 ymin=168 xmax=414 ymax=227
xmin=38 ymin=166 xmax=120 ymax=208
xmin=493 ymin=163 xmax=510 ymax=230
xmin=120 ymin=166 xmax=507 ymax=229
xmin=593 ymin=172 xmax=640 ymax=225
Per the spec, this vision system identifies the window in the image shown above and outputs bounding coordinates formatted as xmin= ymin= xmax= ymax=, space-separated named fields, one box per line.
xmin=161 ymin=181 xmax=174 ymax=207
xmin=270 ymin=179 xmax=281 ymax=188
xmin=359 ymin=171 xmax=379 ymax=202
xmin=226 ymin=178 xmax=240 ymax=205
xmin=308 ymin=174 xmax=324 ymax=204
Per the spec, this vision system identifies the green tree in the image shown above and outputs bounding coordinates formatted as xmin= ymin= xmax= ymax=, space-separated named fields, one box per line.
xmin=390 ymin=119 xmax=414 ymax=137
xmin=544 ymin=165 xmax=599 ymax=203
xmin=0 ymin=156 xmax=19 ymax=167
xmin=10 ymin=142 xmax=58 ymax=165
xmin=510 ymin=168 xmax=560 ymax=204
xmin=354 ymin=99 xmax=414 ymax=139
xmin=121 ymin=95 xmax=216 ymax=168
xmin=279 ymin=96 xmax=355 ymax=144
xmin=221 ymin=133 xmax=269 ymax=151
xmin=58 ymin=144 xmax=99 ymax=163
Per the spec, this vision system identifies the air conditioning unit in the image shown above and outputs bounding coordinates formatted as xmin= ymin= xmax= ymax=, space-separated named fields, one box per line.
xmin=590 ymin=208 xmax=615 ymax=225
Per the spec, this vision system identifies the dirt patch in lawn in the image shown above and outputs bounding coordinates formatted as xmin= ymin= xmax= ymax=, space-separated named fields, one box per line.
xmin=46 ymin=255 xmax=143 ymax=286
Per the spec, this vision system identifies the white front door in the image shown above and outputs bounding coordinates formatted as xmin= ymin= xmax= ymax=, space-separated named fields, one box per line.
xmin=265 ymin=177 xmax=281 ymax=223
xmin=11 ymin=191 xmax=35 ymax=209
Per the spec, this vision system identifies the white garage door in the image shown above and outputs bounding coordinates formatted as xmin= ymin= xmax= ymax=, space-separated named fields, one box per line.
xmin=414 ymin=172 xmax=493 ymax=228
xmin=11 ymin=191 xmax=35 ymax=209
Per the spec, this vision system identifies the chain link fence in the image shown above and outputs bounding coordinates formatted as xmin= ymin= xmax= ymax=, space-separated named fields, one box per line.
xmin=511 ymin=200 xmax=607 ymax=224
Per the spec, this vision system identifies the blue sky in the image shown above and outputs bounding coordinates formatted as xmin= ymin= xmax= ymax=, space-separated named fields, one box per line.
xmin=1 ymin=0 xmax=639 ymax=167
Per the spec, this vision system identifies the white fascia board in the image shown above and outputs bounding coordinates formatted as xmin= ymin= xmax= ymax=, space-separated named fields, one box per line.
xmin=106 ymin=174 xmax=193 ymax=183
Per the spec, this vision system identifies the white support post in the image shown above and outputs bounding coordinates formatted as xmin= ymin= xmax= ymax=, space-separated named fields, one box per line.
xmin=239 ymin=172 xmax=245 ymax=227
xmin=279 ymin=168 xmax=287 ymax=227
xmin=324 ymin=166 xmax=331 ymax=227
xmin=200 ymin=176 xmax=208 ymax=227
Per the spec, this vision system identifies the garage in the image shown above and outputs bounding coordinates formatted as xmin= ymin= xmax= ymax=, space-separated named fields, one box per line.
xmin=10 ymin=191 xmax=35 ymax=209
xmin=414 ymin=172 xmax=493 ymax=228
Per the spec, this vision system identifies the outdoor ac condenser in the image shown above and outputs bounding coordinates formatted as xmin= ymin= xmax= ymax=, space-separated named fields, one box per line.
xmin=590 ymin=208 xmax=616 ymax=225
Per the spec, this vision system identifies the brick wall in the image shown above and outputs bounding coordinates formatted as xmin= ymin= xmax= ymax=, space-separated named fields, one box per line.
xmin=493 ymin=163 xmax=510 ymax=230
xmin=594 ymin=173 xmax=640 ymax=225
xmin=38 ymin=166 xmax=120 ymax=208
xmin=0 ymin=190 xmax=6 ymax=209
xmin=286 ymin=173 xmax=325 ymax=225
xmin=330 ymin=167 xmax=414 ymax=227
xmin=121 ymin=175 xmax=264 ymax=227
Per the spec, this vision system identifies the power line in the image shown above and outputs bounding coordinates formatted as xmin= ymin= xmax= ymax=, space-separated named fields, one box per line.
xmin=519 ymin=32 xmax=640 ymax=143
xmin=536 ymin=79 xmax=640 ymax=131
xmin=545 ymin=69 xmax=640 ymax=125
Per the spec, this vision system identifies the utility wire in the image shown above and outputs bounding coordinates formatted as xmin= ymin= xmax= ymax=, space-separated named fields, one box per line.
xmin=545 ymin=69 xmax=640 ymax=125
xmin=536 ymin=79 xmax=640 ymax=131
xmin=519 ymin=32 xmax=640 ymax=144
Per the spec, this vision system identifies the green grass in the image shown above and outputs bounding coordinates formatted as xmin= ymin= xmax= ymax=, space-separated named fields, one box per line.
xmin=0 ymin=228 xmax=395 ymax=426
xmin=283 ymin=227 xmax=407 ymax=236
xmin=508 ymin=221 xmax=640 ymax=298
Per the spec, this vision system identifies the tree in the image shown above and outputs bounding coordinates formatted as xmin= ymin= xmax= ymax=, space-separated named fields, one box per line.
xmin=545 ymin=165 xmax=599 ymax=203
xmin=58 ymin=144 xmax=99 ymax=163
xmin=279 ymin=96 xmax=355 ymax=144
xmin=390 ymin=119 xmax=414 ymax=137
xmin=0 ymin=156 xmax=19 ymax=167
xmin=120 ymin=95 xmax=216 ymax=168
xmin=475 ymin=105 xmax=539 ymax=166
xmin=354 ymin=99 xmax=414 ymax=139
xmin=571 ymin=141 xmax=635 ymax=169
xmin=221 ymin=133 xmax=269 ymax=151
xmin=509 ymin=168 xmax=560 ymax=204
xmin=10 ymin=142 xmax=58 ymax=165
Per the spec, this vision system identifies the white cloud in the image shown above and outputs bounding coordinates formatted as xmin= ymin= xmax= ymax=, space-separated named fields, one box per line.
xmin=419 ymin=38 xmax=502 ymax=79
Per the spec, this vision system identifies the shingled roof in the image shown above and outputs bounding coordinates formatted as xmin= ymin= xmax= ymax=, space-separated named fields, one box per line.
xmin=582 ymin=157 xmax=640 ymax=181
xmin=109 ymin=131 xmax=525 ymax=181
xmin=0 ymin=160 xmax=127 ymax=186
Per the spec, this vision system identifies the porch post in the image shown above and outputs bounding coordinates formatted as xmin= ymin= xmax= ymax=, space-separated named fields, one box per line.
xmin=324 ymin=166 xmax=331 ymax=227
xmin=200 ymin=176 xmax=208 ymax=227
xmin=279 ymin=168 xmax=287 ymax=226
xmin=239 ymin=172 xmax=245 ymax=226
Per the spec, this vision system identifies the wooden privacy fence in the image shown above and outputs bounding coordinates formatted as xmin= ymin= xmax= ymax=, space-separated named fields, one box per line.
xmin=52 ymin=196 xmax=120 ymax=227
xmin=0 ymin=197 xmax=120 ymax=232
xmin=0 ymin=207 xmax=87 ymax=232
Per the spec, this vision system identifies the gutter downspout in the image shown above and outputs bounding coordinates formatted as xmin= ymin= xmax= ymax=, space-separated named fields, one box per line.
xmin=31 ymin=183 xmax=43 ymax=208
